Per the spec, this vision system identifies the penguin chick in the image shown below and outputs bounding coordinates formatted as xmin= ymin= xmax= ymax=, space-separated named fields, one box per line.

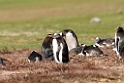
xmin=41 ymin=34 xmax=54 ymax=61
xmin=69 ymin=44 xmax=86 ymax=56
xmin=28 ymin=50 xmax=42 ymax=63
xmin=94 ymin=37 xmax=115 ymax=49
xmin=82 ymin=45 xmax=108 ymax=56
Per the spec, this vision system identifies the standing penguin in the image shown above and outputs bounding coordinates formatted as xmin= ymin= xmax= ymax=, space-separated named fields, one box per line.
xmin=52 ymin=33 xmax=69 ymax=63
xmin=60 ymin=29 xmax=79 ymax=51
xmin=28 ymin=50 xmax=42 ymax=63
xmin=41 ymin=34 xmax=54 ymax=61
xmin=115 ymin=26 xmax=124 ymax=58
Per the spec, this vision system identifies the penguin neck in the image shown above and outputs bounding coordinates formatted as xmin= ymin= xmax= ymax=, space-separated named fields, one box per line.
xmin=66 ymin=32 xmax=79 ymax=50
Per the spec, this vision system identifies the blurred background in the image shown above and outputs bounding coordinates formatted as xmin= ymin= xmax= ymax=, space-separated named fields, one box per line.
xmin=0 ymin=0 xmax=123 ymax=50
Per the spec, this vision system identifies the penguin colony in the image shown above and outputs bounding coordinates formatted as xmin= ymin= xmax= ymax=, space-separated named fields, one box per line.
xmin=27 ymin=26 xmax=124 ymax=64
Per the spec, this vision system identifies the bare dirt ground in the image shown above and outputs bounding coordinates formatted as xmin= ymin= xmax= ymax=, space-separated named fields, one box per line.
xmin=0 ymin=47 xmax=124 ymax=83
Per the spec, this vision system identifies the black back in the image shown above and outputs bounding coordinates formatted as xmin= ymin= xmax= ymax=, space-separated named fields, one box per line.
xmin=41 ymin=34 xmax=54 ymax=60
xmin=69 ymin=47 xmax=82 ymax=56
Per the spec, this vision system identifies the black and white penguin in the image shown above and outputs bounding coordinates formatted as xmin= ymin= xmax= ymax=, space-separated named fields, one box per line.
xmin=94 ymin=37 xmax=115 ymax=49
xmin=82 ymin=45 xmax=108 ymax=56
xmin=69 ymin=44 xmax=86 ymax=56
xmin=115 ymin=26 xmax=124 ymax=58
xmin=28 ymin=50 xmax=42 ymax=63
xmin=60 ymin=29 xmax=79 ymax=51
xmin=52 ymin=33 xmax=69 ymax=63
xmin=41 ymin=34 xmax=54 ymax=61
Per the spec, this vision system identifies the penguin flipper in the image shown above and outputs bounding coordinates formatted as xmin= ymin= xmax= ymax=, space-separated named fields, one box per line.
xmin=116 ymin=37 xmax=119 ymax=52
xmin=119 ymin=46 xmax=124 ymax=58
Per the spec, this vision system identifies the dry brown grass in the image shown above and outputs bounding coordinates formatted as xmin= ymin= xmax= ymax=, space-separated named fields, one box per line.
xmin=0 ymin=48 xmax=124 ymax=83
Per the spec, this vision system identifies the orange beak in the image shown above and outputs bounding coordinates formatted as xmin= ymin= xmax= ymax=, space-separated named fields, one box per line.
xmin=91 ymin=38 xmax=94 ymax=40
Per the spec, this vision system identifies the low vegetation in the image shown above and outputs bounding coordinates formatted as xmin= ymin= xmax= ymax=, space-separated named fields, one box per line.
xmin=0 ymin=48 xmax=123 ymax=83
xmin=0 ymin=0 xmax=123 ymax=50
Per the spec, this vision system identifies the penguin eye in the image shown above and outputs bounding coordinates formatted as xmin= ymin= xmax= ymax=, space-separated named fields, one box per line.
xmin=103 ymin=42 xmax=106 ymax=45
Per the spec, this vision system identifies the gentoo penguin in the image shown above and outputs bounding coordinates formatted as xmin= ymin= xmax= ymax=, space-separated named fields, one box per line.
xmin=28 ymin=50 xmax=42 ymax=63
xmin=69 ymin=44 xmax=86 ymax=56
xmin=94 ymin=37 xmax=115 ymax=49
xmin=60 ymin=29 xmax=79 ymax=51
xmin=82 ymin=45 xmax=108 ymax=56
xmin=52 ymin=33 xmax=69 ymax=63
xmin=115 ymin=26 xmax=124 ymax=58
xmin=41 ymin=34 xmax=54 ymax=61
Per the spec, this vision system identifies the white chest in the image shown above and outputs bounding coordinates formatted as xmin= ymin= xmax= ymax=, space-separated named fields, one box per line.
xmin=66 ymin=32 xmax=77 ymax=50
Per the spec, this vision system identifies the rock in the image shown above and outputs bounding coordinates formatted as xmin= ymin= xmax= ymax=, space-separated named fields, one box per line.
xmin=116 ymin=9 xmax=123 ymax=14
xmin=90 ymin=17 xmax=101 ymax=23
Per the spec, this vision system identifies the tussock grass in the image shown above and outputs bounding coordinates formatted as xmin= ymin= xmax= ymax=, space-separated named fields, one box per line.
xmin=0 ymin=48 xmax=123 ymax=83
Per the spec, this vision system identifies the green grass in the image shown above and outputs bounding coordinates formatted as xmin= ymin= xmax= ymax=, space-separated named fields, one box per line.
xmin=0 ymin=0 xmax=124 ymax=50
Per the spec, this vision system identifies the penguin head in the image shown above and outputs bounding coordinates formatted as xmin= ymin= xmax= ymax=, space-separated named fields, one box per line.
xmin=60 ymin=29 xmax=74 ymax=37
xmin=53 ymin=33 xmax=61 ymax=39
xmin=116 ymin=26 xmax=124 ymax=32
xmin=94 ymin=37 xmax=101 ymax=43
xmin=42 ymin=34 xmax=53 ymax=43
xmin=81 ymin=44 xmax=86 ymax=47
xmin=31 ymin=50 xmax=37 ymax=53
xmin=47 ymin=34 xmax=53 ymax=38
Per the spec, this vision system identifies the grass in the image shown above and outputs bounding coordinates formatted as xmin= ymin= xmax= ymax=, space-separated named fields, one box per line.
xmin=0 ymin=0 xmax=124 ymax=50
